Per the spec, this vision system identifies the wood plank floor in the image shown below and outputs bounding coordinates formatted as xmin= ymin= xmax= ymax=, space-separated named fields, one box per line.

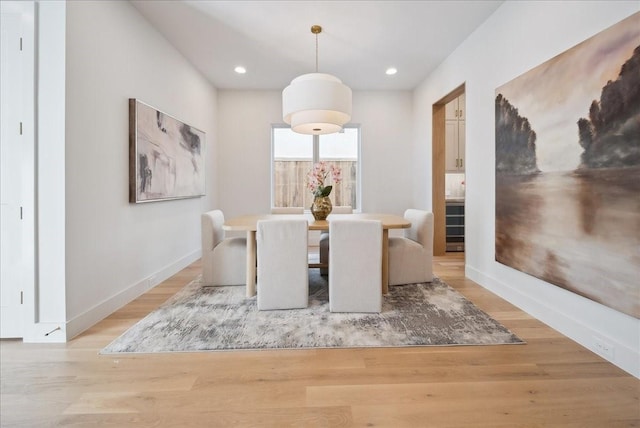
xmin=1 ymin=253 xmax=638 ymax=427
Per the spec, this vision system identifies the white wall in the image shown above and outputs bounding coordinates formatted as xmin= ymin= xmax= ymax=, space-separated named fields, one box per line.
xmin=217 ymin=91 xmax=279 ymax=218
xmin=38 ymin=1 xmax=66 ymax=328
xmin=217 ymin=90 xmax=414 ymax=218
xmin=355 ymin=92 xmax=414 ymax=215
xmin=64 ymin=0 xmax=218 ymax=338
xmin=20 ymin=0 xmax=67 ymax=342
xmin=413 ymin=1 xmax=640 ymax=377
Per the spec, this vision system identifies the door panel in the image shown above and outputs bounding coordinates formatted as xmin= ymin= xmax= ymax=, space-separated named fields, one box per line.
xmin=445 ymin=120 xmax=459 ymax=172
xmin=1 ymin=3 xmax=25 ymax=338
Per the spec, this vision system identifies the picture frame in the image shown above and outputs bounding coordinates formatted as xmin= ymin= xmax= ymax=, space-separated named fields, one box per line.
xmin=129 ymin=99 xmax=206 ymax=203
xmin=494 ymin=12 xmax=640 ymax=318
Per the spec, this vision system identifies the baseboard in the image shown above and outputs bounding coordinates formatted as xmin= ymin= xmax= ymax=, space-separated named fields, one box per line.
xmin=466 ymin=265 xmax=640 ymax=379
xmin=65 ymin=249 xmax=201 ymax=340
xmin=22 ymin=322 xmax=67 ymax=343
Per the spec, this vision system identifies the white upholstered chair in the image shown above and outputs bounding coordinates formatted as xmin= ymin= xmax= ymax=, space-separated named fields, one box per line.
xmin=329 ymin=219 xmax=382 ymax=313
xmin=256 ymin=219 xmax=309 ymax=310
xmin=327 ymin=206 xmax=354 ymax=214
xmin=319 ymin=205 xmax=353 ymax=275
xmin=270 ymin=207 xmax=304 ymax=214
xmin=388 ymin=209 xmax=434 ymax=286
xmin=201 ymin=210 xmax=247 ymax=286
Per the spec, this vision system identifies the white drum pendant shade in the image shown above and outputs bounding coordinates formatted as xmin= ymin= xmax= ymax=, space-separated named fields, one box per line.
xmin=282 ymin=73 xmax=352 ymax=135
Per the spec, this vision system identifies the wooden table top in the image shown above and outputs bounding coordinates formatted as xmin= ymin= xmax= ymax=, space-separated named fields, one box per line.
xmin=223 ymin=213 xmax=410 ymax=231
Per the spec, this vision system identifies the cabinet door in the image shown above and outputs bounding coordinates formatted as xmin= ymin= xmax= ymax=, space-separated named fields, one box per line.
xmin=445 ymin=98 xmax=458 ymax=120
xmin=458 ymin=119 xmax=465 ymax=171
xmin=444 ymin=94 xmax=465 ymax=171
xmin=445 ymin=120 xmax=459 ymax=172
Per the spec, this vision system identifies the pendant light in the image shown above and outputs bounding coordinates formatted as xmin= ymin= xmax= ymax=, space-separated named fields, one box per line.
xmin=282 ymin=25 xmax=352 ymax=135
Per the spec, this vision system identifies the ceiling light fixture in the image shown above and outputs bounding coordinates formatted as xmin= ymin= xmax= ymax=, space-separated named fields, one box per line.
xmin=282 ymin=25 xmax=352 ymax=135
xmin=234 ymin=66 xmax=246 ymax=74
xmin=386 ymin=67 xmax=397 ymax=75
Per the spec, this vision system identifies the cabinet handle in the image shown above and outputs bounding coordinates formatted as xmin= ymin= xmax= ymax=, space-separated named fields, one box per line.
xmin=456 ymin=158 xmax=459 ymax=168
xmin=460 ymin=158 xmax=463 ymax=168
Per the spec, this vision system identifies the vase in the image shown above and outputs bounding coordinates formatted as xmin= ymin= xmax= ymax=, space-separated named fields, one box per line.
xmin=311 ymin=196 xmax=332 ymax=221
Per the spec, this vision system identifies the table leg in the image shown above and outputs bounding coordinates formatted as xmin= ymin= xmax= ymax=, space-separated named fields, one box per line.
xmin=382 ymin=229 xmax=389 ymax=294
xmin=246 ymin=230 xmax=257 ymax=297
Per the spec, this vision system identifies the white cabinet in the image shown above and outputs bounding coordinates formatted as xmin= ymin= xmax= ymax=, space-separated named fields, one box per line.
xmin=445 ymin=94 xmax=465 ymax=172
xmin=445 ymin=93 xmax=464 ymax=120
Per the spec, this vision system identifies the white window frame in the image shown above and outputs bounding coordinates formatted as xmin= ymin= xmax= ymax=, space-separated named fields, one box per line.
xmin=271 ymin=124 xmax=361 ymax=212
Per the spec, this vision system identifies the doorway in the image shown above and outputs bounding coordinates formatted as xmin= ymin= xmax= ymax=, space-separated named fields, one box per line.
xmin=432 ymin=84 xmax=465 ymax=257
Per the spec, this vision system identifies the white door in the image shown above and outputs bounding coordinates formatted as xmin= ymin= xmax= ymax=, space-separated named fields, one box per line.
xmin=1 ymin=2 xmax=32 ymax=338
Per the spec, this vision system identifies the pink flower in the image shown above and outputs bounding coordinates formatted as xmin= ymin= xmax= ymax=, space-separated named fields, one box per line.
xmin=331 ymin=165 xmax=343 ymax=184
xmin=306 ymin=162 xmax=342 ymax=197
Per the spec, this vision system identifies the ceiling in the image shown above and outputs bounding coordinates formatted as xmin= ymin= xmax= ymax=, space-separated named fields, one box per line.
xmin=130 ymin=1 xmax=503 ymax=91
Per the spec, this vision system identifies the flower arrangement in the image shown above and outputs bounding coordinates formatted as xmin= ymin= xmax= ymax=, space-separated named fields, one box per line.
xmin=306 ymin=161 xmax=342 ymax=198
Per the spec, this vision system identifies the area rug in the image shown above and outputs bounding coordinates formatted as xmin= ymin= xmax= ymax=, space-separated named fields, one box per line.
xmin=101 ymin=271 xmax=523 ymax=354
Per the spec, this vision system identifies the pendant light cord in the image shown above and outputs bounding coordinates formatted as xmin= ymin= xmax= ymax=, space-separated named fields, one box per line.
xmin=311 ymin=25 xmax=322 ymax=73
xmin=315 ymin=32 xmax=319 ymax=72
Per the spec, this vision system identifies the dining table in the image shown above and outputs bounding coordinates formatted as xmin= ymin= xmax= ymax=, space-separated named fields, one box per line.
xmin=223 ymin=213 xmax=411 ymax=297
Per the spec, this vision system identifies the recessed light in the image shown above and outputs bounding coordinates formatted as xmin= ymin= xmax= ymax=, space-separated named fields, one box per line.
xmin=234 ymin=66 xmax=247 ymax=74
xmin=386 ymin=67 xmax=397 ymax=75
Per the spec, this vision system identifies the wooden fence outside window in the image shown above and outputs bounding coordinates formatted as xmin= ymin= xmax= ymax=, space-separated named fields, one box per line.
xmin=274 ymin=160 xmax=357 ymax=209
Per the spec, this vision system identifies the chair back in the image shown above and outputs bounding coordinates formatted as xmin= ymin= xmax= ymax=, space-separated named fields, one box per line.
xmin=202 ymin=210 xmax=225 ymax=251
xmin=257 ymin=219 xmax=309 ymax=310
xmin=329 ymin=219 xmax=382 ymax=313
xmin=330 ymin=206 xmax=353 ymax=214
xmin=201 ymin=210 xmax=247 ymax=286
xmin=403 ymin=209 xmax=433 ymax=248
xmin=271 ymin=207 xmax=304 ymax=214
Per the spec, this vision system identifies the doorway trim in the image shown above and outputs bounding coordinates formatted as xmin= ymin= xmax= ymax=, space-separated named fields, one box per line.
xmin=432 ymin=83 xmax=465 ymax=256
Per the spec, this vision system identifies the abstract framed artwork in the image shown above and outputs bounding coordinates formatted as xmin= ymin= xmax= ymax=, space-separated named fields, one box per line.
xmin=495 ymin=12 xmax=640 ymax=318
xmin=129 ymin=99 xmax=205 ymax=203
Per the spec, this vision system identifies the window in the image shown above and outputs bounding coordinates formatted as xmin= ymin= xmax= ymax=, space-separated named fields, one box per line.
xmin=272 ymin=126 xmax=360 ymax=210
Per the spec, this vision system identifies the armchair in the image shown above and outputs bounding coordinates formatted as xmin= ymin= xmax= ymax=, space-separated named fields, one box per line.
xmin=319 ymin=205 xmax=353 ymax=275
xmin=388 ymin=209 xmax=434 ymax=286
xmin=257 ymin=219 xmax=309 ymax=310
xmin=201 ymin=210 xmax=247 ymax=286
xmin=329 ymin=219 xmax=382 ymax=313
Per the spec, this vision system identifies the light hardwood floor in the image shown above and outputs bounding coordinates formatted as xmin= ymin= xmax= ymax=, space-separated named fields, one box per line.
xmin=1 ymin=253 xmax=638 ymax=427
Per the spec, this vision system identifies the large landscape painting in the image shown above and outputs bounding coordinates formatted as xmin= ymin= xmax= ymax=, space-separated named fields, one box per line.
xmin=495 ymin=12 xmax=640 ymax=318
xmin=129 ymin=99 xmax=205 ymax=203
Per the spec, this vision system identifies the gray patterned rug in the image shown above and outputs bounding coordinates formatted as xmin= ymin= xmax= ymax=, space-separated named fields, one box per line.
xmin=101 ymin=271 xmax=524 ymax=354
